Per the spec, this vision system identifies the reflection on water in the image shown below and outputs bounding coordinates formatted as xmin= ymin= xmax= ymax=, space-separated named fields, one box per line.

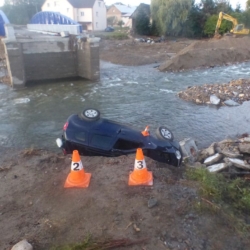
xmin=0 ymin=61 xmax=250 ymax=151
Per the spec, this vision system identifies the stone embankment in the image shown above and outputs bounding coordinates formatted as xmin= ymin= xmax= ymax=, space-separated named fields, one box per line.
xmin=178 ymin=78 xmax=250 ymax=106
xmin=183 ymin=134 xmax=250 ymax=174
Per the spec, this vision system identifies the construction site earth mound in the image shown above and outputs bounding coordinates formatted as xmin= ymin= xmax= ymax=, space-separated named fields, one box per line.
xmin=159 ymin=36 xmax=250 ymax=72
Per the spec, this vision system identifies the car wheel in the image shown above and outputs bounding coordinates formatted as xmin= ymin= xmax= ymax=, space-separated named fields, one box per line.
xmin=155 ymin=126 xmax=174 ymax=141
xmin=79 ymin=108 xmax=100 ymax=121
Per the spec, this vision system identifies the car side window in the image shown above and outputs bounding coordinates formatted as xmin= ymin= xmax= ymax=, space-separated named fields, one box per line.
xmin=74 ymin=132 xmax=86 ymax=141
xmin=113 ymin=138 xmax=142 ymax=150
xmin=90 ymin=134 xmax=113 ymax=149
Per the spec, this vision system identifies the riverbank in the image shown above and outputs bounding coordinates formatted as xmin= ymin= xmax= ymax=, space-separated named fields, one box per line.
xmin=1 ymin=145 xmax=250 ymax=250
xmin=2 ymin=35 xmax=250 ymax=250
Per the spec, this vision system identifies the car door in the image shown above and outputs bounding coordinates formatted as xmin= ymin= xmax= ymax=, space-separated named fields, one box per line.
xmin=88 ymin=132 xmax=116 ymax=156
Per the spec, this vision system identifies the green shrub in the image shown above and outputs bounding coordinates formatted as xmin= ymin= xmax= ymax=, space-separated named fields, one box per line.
xmin=105 ymin=32 xmax=128 ymax=40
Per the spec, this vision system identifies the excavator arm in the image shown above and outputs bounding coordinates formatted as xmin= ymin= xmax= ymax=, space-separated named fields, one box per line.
xmin=214 ymin=12 xmax=238 ymax=36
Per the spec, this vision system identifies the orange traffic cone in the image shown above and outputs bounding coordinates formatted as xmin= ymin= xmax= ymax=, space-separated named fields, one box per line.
xmin=128 ymin=148 xmax=153 ymax=186
xmin=64 ymin=150 xmax=91 ymax=188
xmin=141 ymin=125 xmax=150 ymax=136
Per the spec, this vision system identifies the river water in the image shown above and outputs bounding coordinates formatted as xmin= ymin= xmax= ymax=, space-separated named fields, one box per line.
xmin=0 ymin=61 xmax=250 ymax=151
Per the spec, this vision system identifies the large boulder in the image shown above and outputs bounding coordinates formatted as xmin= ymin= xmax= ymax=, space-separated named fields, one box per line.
xmin=204 ymin=153 xmax=223 ymax=166
xmin=11 ymin=239 xmax=33 ymax=250
xmin=239 ymin=143 xmax=250 ymax=154
xmin=207 ymin=163 xmax=228 ymax=173
xmin=227 ymin=158 xmax=250 ymax=170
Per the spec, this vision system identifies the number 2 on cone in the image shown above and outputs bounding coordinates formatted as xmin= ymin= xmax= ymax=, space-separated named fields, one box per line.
xmin=73 ymin=163 xmax=80 ymax=171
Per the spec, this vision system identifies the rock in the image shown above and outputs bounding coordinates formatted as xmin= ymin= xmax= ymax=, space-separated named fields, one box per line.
xmin=217 ymin=139 xmax=234 ymax=150
xmin=224 ymin=99 xmax=240 ymax=106
xmin=133 ymin=224 xmax=140 ymax=232
xmin=207 ymin=163 xmax=228 ymax=173
xmin=11 ymin=239 xmax=33 ymax=250
xmin=221 ymin=149 xmax=243 ymax=158
xmin=243 ymin=137 xmax=250 ymax=143
xmin=148 ymin=198 xmax=158 ymax=208
xmin=227 ymin=158 xmax=250 ymax=170
xmin=239 ymin=143 xmax=250 ymax=154
xmin=210 ymin=95 xmax=220 ymax=105
xmin=204 ymin=153 xmax=223 ymax=165
xmin=206 ymin=143 xmax=216 ymax=156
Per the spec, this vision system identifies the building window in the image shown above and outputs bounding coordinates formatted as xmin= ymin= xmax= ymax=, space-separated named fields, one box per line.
xmin=54 ymin=1 xmax=56 ymax=6
xmin=67 ymin=8 xmax=69 ymax=13
xmin=113 ymin=9 xmax=115 ymax=12
xmin=47 ymin=3 xmax=50 ymax=7
xmin=96 ymin=22 xmax=98 ymax=28
xmin=80 ymin=12 xmax=84 ymax=16
xmin=96 ymin=11 xmax=98 ymax=17
xmin=98 ymin=1 xmax=101 ymax=7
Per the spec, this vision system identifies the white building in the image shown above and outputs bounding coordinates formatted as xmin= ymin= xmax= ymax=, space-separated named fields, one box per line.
xmin=42 ymin=0 xmax=107 ymax=31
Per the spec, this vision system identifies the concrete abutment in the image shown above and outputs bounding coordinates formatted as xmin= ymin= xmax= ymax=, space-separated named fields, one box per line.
xmin=2 ymin=25 xmax=100 ymax=88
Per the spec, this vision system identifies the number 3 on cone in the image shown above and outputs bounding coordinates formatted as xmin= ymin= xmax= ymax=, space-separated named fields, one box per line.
xmin=136 ymin=161 xmax=144 ymax=169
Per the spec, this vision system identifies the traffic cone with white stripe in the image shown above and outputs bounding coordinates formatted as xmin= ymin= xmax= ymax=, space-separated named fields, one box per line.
xmin=141 ymin=125 xmax=150 ymax=136
xmin=128 ymin=148 xmax=153 ymax=186
xmin=64 ymin=150 xmax=91 ymax=188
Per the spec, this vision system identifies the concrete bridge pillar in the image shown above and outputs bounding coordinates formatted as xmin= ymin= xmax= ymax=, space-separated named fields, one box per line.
xmin=77 ymin=37 xmax=100 ymax=81
xmin=2 ymin=25 xmax=100 ymax=88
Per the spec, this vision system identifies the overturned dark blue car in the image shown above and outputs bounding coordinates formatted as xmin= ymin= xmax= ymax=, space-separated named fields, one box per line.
xmin=56 ymin=108 xmax=182 ymax=167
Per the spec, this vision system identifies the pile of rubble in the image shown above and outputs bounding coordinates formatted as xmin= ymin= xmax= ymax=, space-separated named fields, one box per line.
xmin=181 ymin=135 xmax=250 ymax=174
xmin=134 ymin=36 xmax=166 ymax=44
xmin=178 ymin=78 xmax=250 ymax=106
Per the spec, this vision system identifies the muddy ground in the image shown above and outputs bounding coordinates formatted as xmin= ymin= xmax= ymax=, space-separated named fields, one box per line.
xmin=2 ymin=36 xmax=250 ymax=250
xmin=99 ymin=36 xmax=250 ymax=72
xmin=1 ymin=148 xmax=250 ymax=250
xmin=99 ymin=37 xmax=196 ymax=66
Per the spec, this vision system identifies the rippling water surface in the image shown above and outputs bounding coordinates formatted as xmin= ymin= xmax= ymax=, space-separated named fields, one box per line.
xmin=0 ymin=61 xmax=250 ymax=150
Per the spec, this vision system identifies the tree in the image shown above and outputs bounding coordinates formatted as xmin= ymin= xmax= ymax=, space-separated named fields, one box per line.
xmin=215 ymin=0 xmax=232 ymax=13
xmin=117 ymin=20 xmax=124 ymax=27
xmin=0 ymin=0 xmax=43 ymax=24
xmin=247 ymin=0 xmax=250 ymax=9
xmin=107 ymin=16 xmax=116 ymax=26
xmin=151 ymin=0 xmax=193 ymax=36
xmin=184 ymin=4 xmax=204 ymax=37
xmin=134 ymin=8 xmax=150 ymax=35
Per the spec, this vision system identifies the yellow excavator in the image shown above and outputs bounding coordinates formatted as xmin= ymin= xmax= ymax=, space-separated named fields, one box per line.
xmin=214 ymin=12 xmax=250 ymax=38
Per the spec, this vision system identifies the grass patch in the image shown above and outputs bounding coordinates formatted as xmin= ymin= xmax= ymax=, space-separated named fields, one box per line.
xmin=186 ymin=168 xmax=250 ymax=233
xmin=104 ymin=32 xmax=129 ymax=40
xmin=186 ymin=167 xmax=250 ymax=213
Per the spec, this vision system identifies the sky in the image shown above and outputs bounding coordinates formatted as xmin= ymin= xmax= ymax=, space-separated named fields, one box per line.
xmin=104 ymin=0 xmax=247 ymax=10
xmin=0 ymin=0 xmax=246 ymax=9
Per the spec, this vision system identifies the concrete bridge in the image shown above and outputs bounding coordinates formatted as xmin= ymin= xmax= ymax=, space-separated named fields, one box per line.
xmin=2 ymin=25 xmax=100 ymax=88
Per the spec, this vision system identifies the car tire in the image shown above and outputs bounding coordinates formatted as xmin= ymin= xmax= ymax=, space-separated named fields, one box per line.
xmin=155 ymin=126 xmax=174 ymax=141
xmin=79 ymin=108 xmax=100 ymax=121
